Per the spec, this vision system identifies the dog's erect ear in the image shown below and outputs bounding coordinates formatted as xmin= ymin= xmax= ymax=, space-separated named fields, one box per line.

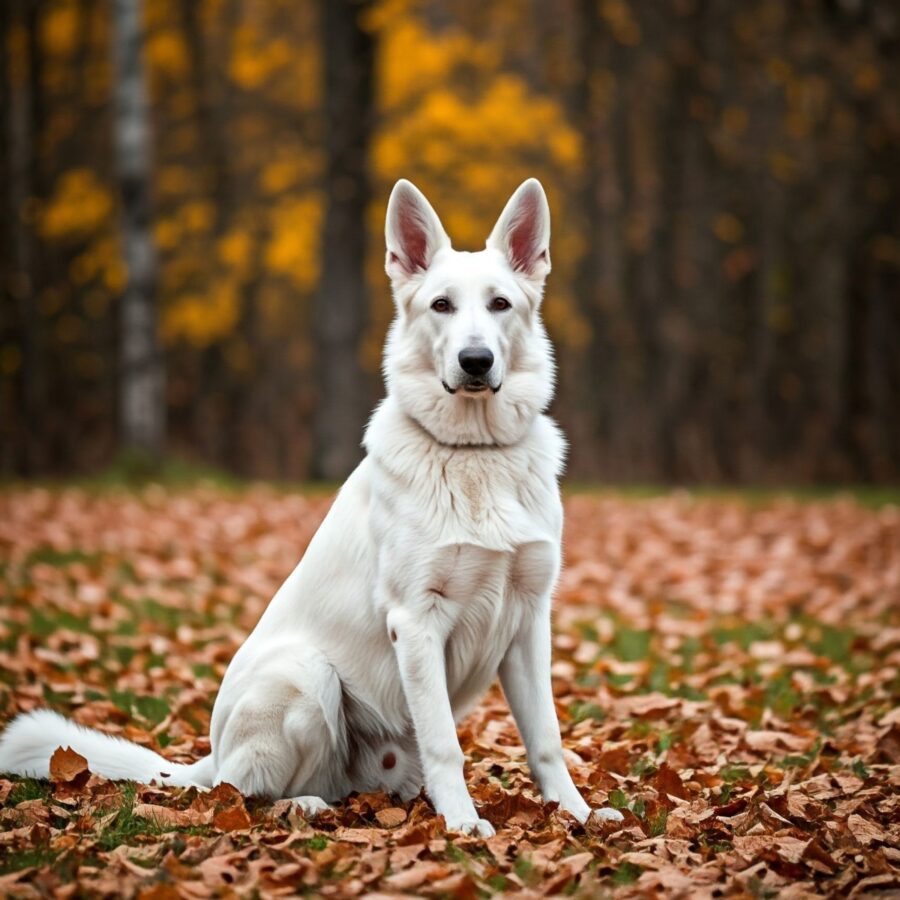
xmin=385 ymin=180 xmax=450 ymax=285
xmin=486 ymin=179 xmax=551 ymax=285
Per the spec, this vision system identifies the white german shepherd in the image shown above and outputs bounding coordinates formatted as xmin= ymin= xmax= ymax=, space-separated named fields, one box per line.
xmin=0 ymin=180 xmax=621 ymax=836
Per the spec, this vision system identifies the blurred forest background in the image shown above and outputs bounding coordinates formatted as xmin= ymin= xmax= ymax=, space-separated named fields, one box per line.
xmin=1 ymin=0 xmax=898 ymax=484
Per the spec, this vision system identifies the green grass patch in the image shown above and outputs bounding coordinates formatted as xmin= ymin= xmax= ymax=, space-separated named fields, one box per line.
xmin=811 ymin=626 xmax=854 ymax=666
xmin=569 ymin=701 xmax=606 ymax=724
xmin=561 ymin=484 xmax=900 ymax=509
xmin=649 ymin=808 xmax=668 ymax=837
xmin=0 ymin=845 xmax=65 ymax=876
xmin=109 ymin=690 xmax=171 ymax=726
xmin=28 ymin=608 xmax=92 ymax=638
xmin=610 ymin=861 xmax=643 ymax=885
xmin=6 ymin=777 xmax=53 ymax=806
xmin=779 ymin=737 xmax=822 ymax=770
xmin=712 ymin=621 xmax=774 ymax=651
xmin=24 ymin=547 xmax=101 ymax=568
xmin=612 ymin=628 xmax=651 ymax=662
xmin=631 ymin=756 xmax=657 ymax=779
xmin=513 ymin=856 xmax=537 ymax=885
xmin=720 ymin=764 xmax=752 ymax=784
xmin=98 ymin=782 xmax=212 ymax=850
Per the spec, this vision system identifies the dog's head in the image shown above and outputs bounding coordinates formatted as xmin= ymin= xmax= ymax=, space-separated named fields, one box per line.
xmin=382 ymin=179 xmax=556 ymax=446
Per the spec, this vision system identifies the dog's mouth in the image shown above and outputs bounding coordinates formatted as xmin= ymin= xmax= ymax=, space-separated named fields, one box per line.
xmin=442 ymin=379 xmax=501 ymax=396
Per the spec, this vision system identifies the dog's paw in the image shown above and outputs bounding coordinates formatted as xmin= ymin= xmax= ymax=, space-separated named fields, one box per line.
xmin=590 ymin=806 xmax=625 ymax=823
xmin=290 ymin=795 xmax=332 ymax=818
xmin=445 ymin=816 xmax=495 ymax=838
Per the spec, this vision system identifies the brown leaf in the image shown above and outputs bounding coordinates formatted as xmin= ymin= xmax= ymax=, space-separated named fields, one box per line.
xmin=653 ymin=763 xmax=689 ymax=800
xmin=375 ymin=807 xmax=407 ymax=828
xmin=212 ymin=804 xmax=252 ymax=831
xmin=846 ymin=813 xmax=887 ymax=846
xmin=133 ymin=803 xmax=210 ymax=828
xmin=744 ymin=730 xmax=812 ymax=753
xmin=49 ymin=746 xmax=90 ymax=786
xmin=383 ymin=862 xmax=453 ymax=890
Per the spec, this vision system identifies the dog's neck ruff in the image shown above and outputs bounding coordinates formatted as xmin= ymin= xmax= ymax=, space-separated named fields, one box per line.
xmin=364 ymin=396 xmax=567 ymax=506
xmin=403 ymin=409 xmax=508 ymax=450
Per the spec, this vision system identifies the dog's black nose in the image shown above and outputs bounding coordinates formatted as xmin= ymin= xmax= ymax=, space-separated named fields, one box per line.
xmin=458 ymin=347 xmax=494 ymax=377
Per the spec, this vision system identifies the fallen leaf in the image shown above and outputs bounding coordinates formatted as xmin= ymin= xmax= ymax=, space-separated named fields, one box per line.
xmin=375 ymin=807 xmax=407 ymax=828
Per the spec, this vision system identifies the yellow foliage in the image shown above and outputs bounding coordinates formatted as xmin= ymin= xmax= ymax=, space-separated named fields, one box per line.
xmin=181 ymin=201 xmax=215 ymax=234
xmin=157 ymin=166 xmax=194 ymax=196
xmin=769 ymin=151 xmax=798 ymax=183
xmin=600 ymin=0 xmax=641 ymax=47
xmin=69 ymin=236 xmax=122 ymax=289
xmin=41 ymin=3 xmax=79 ymax=57
xmin=163 ymin=280 xmax=240 ymax=347
xmin=713 ymin=213 xmax=744 ymax=244
xmin=766 ymin=57 xmax=792 ymax=86
xmin=40 ymin=169 xmax=114 ymax=240
xmin=371 ymin=14 xmax=585 ymax=347
xmin=105 ymin=257 xmax=127 ymax=294
xmin=282 ymin=38 xmax=321 ymax=111
xmin=264 ymin=194 xmax=322 ymax=290
xmin=147 ymin=30 xmax=189 ymax=78
xmin=218 ymin=230 xmax=253 ymax=273
xmin=230 ymin=24 xmax=291 ymax=90
xmin=154 ymin=218 xmax=181 ymax=251
xmin=373 ymin=75 xmax=582 ymax=182
xmin=542 ymin=291 xmax=591 ymax=352
xmin=261 ymin=160 xmax=301 ymax=195
xmin=379 ymin=19 xmax=493 ymax=109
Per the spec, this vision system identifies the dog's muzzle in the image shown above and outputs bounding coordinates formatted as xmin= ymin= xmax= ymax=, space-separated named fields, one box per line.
xmin=442 ymin=377 xmax=501 ymax=395
xmin=441 ymin=346 xmax=500 ymax=395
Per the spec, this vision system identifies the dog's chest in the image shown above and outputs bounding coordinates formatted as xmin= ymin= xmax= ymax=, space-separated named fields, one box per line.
xmin=436 ymin=539 xmax=556 ymax=706
xmin=398 ymin=443 xmax=559 ymax=553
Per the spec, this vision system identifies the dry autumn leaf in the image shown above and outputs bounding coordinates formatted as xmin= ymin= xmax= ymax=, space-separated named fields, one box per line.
xmin=49 ymin=746 xmax=90 ymax=786
xmin=0 ymin=487 xmax=897 ymax=896
xmin=374 ymin=807 xmax=408 ymax=828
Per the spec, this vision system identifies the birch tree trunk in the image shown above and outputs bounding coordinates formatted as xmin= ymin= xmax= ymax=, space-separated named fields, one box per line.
xmin=111 ymin=0 xmax=164 ymax=459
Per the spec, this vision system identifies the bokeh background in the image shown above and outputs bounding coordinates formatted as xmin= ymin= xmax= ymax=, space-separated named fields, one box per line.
xmin=1 ymin=0 xmax=898 ymax=484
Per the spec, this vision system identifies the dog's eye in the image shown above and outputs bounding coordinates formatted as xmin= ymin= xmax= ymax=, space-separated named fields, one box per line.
xmin=431 ymin=298 xmax=452 ymax=313
xmin=489 ymin=297 xmax=511 ymax=312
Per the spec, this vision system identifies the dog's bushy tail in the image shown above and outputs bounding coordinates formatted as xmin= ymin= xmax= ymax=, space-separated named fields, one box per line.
xmin=0 ymin=709 xmax=214 ymax=787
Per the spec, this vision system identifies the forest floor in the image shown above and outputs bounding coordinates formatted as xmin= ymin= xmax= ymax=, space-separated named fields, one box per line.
xmin=0 ymin=485 xmax=898 ymax=898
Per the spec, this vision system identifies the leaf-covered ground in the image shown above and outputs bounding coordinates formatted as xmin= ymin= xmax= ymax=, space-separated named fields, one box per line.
xmin=0 ymin=487 xmax=898 ymax=898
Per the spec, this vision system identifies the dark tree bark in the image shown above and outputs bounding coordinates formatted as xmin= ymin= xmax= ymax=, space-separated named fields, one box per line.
xmin=312 ymin=0 xmax=374 ymax=480
xmin=4 ymin=0 xmax=44 ymax=474
xmin=111 ymin=0 xmax=164 ymax=459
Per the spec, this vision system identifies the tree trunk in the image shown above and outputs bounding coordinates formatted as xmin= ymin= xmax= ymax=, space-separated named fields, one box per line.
xmin=111 ymin=0 xmax=164 ymax=459
xmin=312 ymin=0 xmax=374 ymax=480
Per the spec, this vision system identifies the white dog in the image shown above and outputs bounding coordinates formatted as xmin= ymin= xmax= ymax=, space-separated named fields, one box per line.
xmin=0 ymin=180 xmax=622 ymax=836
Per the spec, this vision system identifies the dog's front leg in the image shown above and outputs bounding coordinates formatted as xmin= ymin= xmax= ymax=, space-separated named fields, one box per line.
xmin=386 ymin=606 xmax=495 ymax=837
xmin=500 ymin=608 xmax=624 ymax=825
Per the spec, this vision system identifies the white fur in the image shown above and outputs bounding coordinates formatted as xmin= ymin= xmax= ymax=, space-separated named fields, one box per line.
xmin=0 ymin=180 xmax=623 ymax=836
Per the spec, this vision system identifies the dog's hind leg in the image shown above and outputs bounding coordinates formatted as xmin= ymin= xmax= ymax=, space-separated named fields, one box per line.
xmin=212 ymin=649 xmax=347 ymax=814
